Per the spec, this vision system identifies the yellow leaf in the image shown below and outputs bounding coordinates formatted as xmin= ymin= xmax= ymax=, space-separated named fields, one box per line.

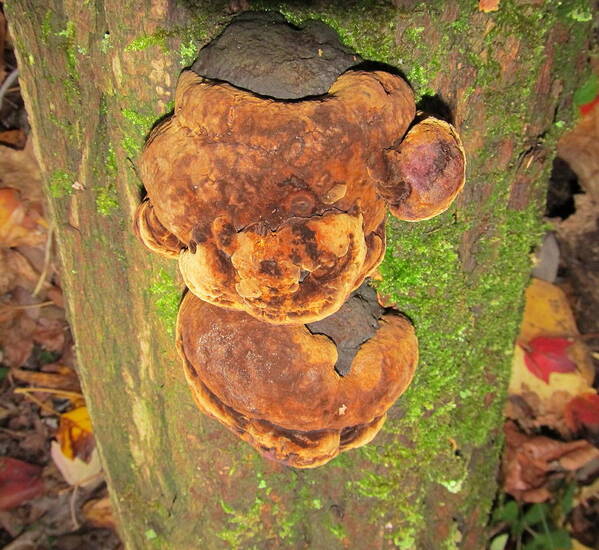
xmin=507 ymin=278 xmax=596 ymax=434
xmin=56 ymin=406 xmax=95 ymax=462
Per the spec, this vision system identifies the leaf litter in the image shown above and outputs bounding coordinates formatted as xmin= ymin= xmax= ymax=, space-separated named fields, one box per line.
xmin=494 ymin=79 xmax=599 ymax=549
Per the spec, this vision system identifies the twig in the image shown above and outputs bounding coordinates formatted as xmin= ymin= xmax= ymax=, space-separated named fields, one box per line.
xmin=1 ymin=95 xmax=17 ymax=109
xmin=0 ymin=300 xmax=54 ymax=310
xmin=66 ymin=471 xmax=104 ymax=529
xmin=0 ymin=426 xmax=29 ymax=438
xmin=16 ymin=391 xmax=59 ymax=416
xmin=0 ymin=68 xmax=19 ymax=109
xmin=70 ymin=484 xmax=80 ymax=530
xmin=33 ymin=225 xmax=54 ymax=296
xmin=14 ymin=386 xmax=84 ymax=399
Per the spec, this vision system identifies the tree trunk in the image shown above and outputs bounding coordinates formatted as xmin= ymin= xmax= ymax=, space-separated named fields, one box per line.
xmin=5 ymin=1 xmax=591 ymax=548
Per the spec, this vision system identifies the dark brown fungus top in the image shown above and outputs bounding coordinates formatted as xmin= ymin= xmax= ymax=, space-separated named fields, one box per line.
xmin=176 ymin=290 xmax=418 ymax=468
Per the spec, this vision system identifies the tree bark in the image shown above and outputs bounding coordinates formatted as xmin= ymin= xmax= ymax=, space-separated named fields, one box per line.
xmin=6 ymin=1 xmax=591 ymax=548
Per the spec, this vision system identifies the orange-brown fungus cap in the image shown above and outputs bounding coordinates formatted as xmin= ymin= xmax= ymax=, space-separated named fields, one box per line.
xmin=380 ymin=117 xmax=466 ymax=221
xmin=176 ymin=291 xmax=418 ymax=468
xmin=138 ymin=70 xmax=415 ymax=324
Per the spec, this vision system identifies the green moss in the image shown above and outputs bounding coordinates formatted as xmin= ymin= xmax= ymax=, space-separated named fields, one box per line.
xmin=96 ymin=186 xmax=119 ymax=216
xmin=100 ymin=32 xmax=112 ymax=53
xmin=147 ymin=269 xmax=180 ymax=336
xmin=121 ymin=108 xmax=158 ymax=130
xmin=125 ymin=30 xmax=170 ymax=52
xmin=178 ymin=39 xmax=198 ymax=66
xmin=121 ymin=135 xmax=141 ymax=159
xmin=56 ymin=20 xmax=81 ymax=105
xmin=40 ymin=10 xmax=53 ymax=44
xmin=119 ymin=107 xmax=158 ymax=159
xmin=567 ymin=4 xmax=593 ymax=21
xmin=48 ymin=169 xmax=74 ymax=198
xmin=218 ymin=496 xmax=265 ymax=548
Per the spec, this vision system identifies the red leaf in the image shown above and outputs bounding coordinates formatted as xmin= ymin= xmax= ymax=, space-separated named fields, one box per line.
xmin=565 ymin=393 xmax=599 ymax=433
xmin=521 ymin=336 xmax=576 ymax=383
xmin=579 ymin=94 xmax=599 ymax=116
xmin=0 ymin=457 xmax=44 ymax=510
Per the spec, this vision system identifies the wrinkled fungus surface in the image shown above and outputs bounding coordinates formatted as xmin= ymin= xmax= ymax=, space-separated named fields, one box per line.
xmin=137 ymin=69 xmax=464 ymax=324
xmin=176 ymin=290 xmax=418 ymax=468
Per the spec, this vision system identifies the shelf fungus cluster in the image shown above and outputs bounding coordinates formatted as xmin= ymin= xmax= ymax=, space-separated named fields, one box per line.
xmin=134 ymin=21 xmax=465 ymax=467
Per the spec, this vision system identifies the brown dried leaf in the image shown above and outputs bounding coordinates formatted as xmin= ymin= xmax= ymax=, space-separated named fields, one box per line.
xmin=11 ymin=367 xmax=80 ymax=392
xmin=2 ymin=248 xmax=45 ymax=291
xmin=558 ymin=444 xmax=599 ymax=471
xmin=0 ymin=312 xmax=36 ymax=367
xmin=0 ymin=248 xmax=17 ymax=295
xmin=32 ymin=317 xmax=65 ymax=353
xmin=503 ymin=421 xmax=599 ymax=502
xmin=0 ymin=130 xmax=27 ymax=149
xmin=82 ymin=496 xmax=115 ymax=529
xmin=0 ymin=139 xmax=42 ymax=200
xmin=558 ymin=98 xmax=599 ymax=202
xmin=0 ymin=187 xmax=46 ymax=247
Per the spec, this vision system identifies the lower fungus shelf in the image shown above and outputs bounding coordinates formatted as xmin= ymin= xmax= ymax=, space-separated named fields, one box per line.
xmin=175 ymin=286 xmax=418 ymax=468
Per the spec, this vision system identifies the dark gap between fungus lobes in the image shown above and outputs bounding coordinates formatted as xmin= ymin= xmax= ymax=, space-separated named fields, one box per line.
xmin=133 ymin=10 xmax=465 ymax=467
xmin=306 ymin=282 xmax=384 ymax=377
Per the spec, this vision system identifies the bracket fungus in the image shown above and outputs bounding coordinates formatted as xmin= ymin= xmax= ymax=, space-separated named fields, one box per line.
xmin=136 ymin=68 xmax=464 ymax=324
xmin=176 ymin=285 xmax=417 ymax=468
xmin=134 ymin=12 xmax=466 ymax=467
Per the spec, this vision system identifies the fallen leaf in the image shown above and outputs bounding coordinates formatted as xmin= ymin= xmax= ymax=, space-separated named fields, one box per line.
xmin=56 ymin=406 xmax=95 ymax=462
xmin=0 ymin=12 xmax=5 ymax=82
xmin=0 ymin=187 xmax=46 ymax=247
xmin=502 ymin=422 xmax=599 ymax=502
xmin=50 ymin=441 xmax=101 ymax=488
xmin=521 ymin=336 xmax=577 ymax=383
xmin=574 ymin=477 xmax=599 ymax=507
xmin=479 ymin=0 xmax=500 ymax=12
xmin=82 ymin=495 xmax=115 ymax=529
xmin=0 ymin=457 xmax=44 ymax=510
xmin=565 ymin=393 xmax=599 ymax=436
xmin=506 ymin=279 xmax=596 ymax=436
xmin=32 ymin=317 xmax=66 ymax=354
xmin=0 ymin=139 xmax=42 ymax=201
xmin=0 ymin=310 xmax=36 ymax=367
xmin=0 ymin=130 xmax=27 ymax=149
xmin=11 ymin=366 xmax=80 ymax=392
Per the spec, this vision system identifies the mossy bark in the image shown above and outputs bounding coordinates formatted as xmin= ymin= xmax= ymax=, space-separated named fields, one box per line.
xmin=6 ymin=1 xmax=592 ymax=548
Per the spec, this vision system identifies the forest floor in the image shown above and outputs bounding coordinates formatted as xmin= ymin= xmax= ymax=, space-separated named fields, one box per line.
xmin=0 ymin=6 xmax=598 ymax=550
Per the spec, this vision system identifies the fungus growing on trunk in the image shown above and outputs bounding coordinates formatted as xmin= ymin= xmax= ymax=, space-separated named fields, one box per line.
xmin=136 ymin=68 xmax=464 ymax=324
xmin=134 ymin=11 xmax=466 ymax=467
xmin=176 ymin=286 xmax=418 ymax=468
